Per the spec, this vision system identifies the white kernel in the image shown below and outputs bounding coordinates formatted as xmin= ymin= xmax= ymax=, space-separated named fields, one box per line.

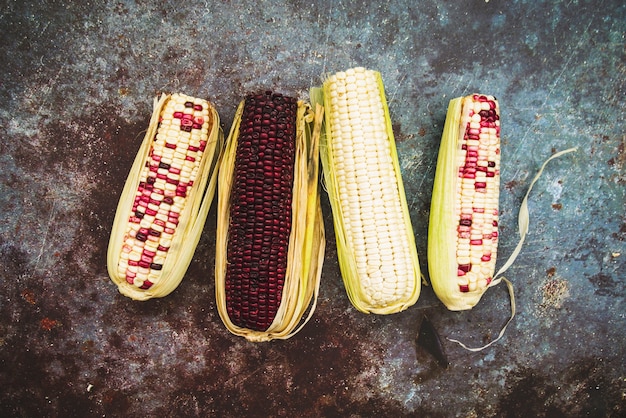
xmin=144 ymin=240 xmax=158 ymax=251
xmin=129 ymin=252 xmax=141 ymax=262
xmin=173 ymin=157 xmax=186 ymax=167
xmin=355 ymin=255 xmax=367 ymax=267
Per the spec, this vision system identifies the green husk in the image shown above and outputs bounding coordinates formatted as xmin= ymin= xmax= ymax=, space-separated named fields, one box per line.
xmin=427 ymin=96 xmax=482 ymax=311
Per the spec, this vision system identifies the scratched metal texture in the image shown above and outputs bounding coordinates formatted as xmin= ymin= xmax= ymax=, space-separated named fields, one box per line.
xmin=0 ymin=0 xmax=624 ymax=416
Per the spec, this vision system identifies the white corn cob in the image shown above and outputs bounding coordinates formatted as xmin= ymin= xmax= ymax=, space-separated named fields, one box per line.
xmin=428 ymin=94 xmax=500 ymax=310
xmin=312 ymin=67 xmax=421 ymax=314
xmin=108 ymin=93 xmax=222 ymax=300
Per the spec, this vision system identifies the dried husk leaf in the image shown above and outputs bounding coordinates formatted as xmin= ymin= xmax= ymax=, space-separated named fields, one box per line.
xmin=107 ymin=93 xmax=223 ymax=300
xmin=215 ymin=100 xmax=325 ymax=342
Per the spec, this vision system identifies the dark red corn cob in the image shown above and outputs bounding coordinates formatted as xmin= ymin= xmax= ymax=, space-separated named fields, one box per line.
xmin=225 ymin=91 xmax=298 ymax=331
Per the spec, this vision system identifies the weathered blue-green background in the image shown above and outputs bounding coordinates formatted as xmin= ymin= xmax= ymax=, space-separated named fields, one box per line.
xmin=1 ymin=0 xmax=624 ymax=416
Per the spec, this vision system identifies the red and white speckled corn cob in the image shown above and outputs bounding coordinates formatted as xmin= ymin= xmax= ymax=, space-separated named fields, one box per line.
xmin=428 ymin=94 xmax=501 ymax=311
xmin=108 ymin=93 xmax=222 ymax=300
xmin=429 ymin=94 xmax=577 ymax=351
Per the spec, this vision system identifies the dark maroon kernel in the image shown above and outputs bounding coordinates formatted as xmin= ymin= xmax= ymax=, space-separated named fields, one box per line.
xmin=458 ymin=264 xmax=471 ymax=273
xmin=135 ymin=232 xmax=147 ymax=242
xmin=150 ymin=263 xmax=163 ymax=270
xmin=184 ymin=101 xmax=194 ymax=108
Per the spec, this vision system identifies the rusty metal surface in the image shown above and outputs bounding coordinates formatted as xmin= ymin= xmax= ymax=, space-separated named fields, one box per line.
xmin=1 ymin=0 xmax=624 ymax=416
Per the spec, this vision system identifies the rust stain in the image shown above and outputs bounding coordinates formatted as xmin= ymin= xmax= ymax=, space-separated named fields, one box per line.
xmin=21 ymin=289 xmax=37 ymax=305
xmin=606 ymin=136 xmax=625 ymax=167
xmin=505 ymin=179 xmax=519 ymax=191
xmin=81 ymin=340 xmax=96 ymax=352
xmin=40 ymin=318 xmax=59 ymax=331
xmin=540 ymin=278 xmax=569 ymax=309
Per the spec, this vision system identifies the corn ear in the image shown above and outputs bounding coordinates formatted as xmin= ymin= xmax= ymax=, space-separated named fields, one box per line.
xmin=428 ymin=94 xmax=501 ymax=311
xmin=311 ymin=67 xmax=421 ymax=314
xmin=107 ymin=93 xmax=223 ymax=300
xmin=429 ymin=95 xmax=579 ymax=351
xmin=215 ymin=92 xmax=325 ymax=341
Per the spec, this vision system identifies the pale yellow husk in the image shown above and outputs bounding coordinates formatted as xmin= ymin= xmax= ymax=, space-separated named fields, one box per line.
xmin=311 ymin=70 xmax=421 ymax=315
xmin=107 ymin=93 xmax=223 ymax=300
xmin=214 ymin=101 xmax=325 ymax=342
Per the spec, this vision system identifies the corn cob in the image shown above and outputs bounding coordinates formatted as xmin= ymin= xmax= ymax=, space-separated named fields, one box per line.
xmin=215 ymin=92 xmax=325 ymax=341
xmin=428 ymin=94 xmax=501 ymax=311
xmin=107 ymin=93 xmax=222 ymax=300
xmin=311 ymin=67 xmax=421 ymax=314
xmin=429 ymin=95 xmax=577 ymax=350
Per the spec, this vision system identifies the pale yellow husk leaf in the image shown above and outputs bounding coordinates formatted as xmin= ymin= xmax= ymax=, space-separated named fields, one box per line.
xmin=427 ymin=96 xmax=486 ymax=311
